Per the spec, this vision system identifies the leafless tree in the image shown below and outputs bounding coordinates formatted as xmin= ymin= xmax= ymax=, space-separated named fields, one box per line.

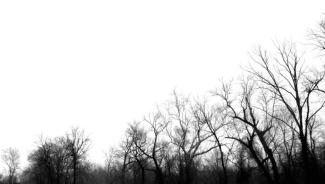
xmin=167 ymin=92 xmax=217 ymax=184
xmin=276 ymin=113 xmax=299 ymax=183
xmin=2 ymin=147 xmax=20 ymax=184
xmin=127 ymin=122 xmax=148 ymax=184
xmin=214 ymin=78 xmax=280 ymax=184
xmin=193 ymin=99 xmax=230 ymax=184
xmin=116 ymin=132 xmax=134 ymax=184
xmin=247 ymin=42 xmax=325 ymax=183
xmin=127 ymin=110 xmax=168 ymax=184
xmin=65 ymin=127 xmax=90 ymax=184
xmin=104 ymin=148 xmax=120 ymax=184
xmin=310 ymin=18 xmax=325 ymax=52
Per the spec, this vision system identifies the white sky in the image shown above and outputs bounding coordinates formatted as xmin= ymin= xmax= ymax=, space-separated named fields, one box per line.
xmin=0 ymin=0 xmax=325 ymax=168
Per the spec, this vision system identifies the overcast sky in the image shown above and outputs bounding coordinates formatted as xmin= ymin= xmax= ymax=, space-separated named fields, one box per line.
xmin=0 ymin=0 xmax=325 ymax=168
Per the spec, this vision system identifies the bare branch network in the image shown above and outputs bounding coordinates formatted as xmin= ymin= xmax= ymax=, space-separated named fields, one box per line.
xmin=3 ymin=13 xmax=325 ymax=184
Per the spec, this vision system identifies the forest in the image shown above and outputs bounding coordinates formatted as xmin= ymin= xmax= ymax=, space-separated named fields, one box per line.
xmin=1 ymin=16 xmax=325 ymax=184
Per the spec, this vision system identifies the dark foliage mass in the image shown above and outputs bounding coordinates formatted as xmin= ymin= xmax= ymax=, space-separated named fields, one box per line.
xmin=2 ymin=16 xmax=325 ymax=184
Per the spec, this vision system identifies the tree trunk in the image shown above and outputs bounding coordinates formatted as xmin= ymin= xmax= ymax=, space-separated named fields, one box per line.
xmin=121 ymin=166 xmax=126 ymax=184
xmin=256 ymin=130 xmax=279 ymax=184
xmin=73 ymin=156 xmax=77 ymax=184
xmin=156 ymin=169 xmax=164 ymax=184
xmin=184 ymin=161 xmax=193 ymax=184
xmin=140 ymin=166 xmax=145 ymax=184
xmin=216 ymin=140 xmax=228 ymax=184
xmin=247 ymin=145 xmax=274 ymax=184
xmin=300 ymin=134 xmax=311 ymax=184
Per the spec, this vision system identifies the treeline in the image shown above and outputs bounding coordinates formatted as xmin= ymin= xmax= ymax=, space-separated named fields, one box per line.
xmin=19 ymin=128 xmax=90 ymax=184
xmin=2 ymin=17 xmax=325 ymax=184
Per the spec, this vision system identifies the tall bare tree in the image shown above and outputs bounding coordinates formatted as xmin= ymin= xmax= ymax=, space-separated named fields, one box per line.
xmin=127 ymin=122 xmax=148 ymax=184
xmin=65 ymin=127 xmax=90 ymax=184
xmin=116 ymin=132 xmax=134 ymax=184
xmin=128 ymin=111 xmax=168 ymax=184
xmin=193 ymin=100 xmax=230 ymax=184
xmin=2 ymin=147 xmax=20 ymax=184
xmin=215 ymin=78 xmax=280 ymax=184
xmin=167 ymin=92 xmax=216 ymax=184
xmin=247 ymin=42 xmax=325 ymax=183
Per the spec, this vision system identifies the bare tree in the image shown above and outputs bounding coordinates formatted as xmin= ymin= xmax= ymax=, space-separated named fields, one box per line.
xmin=104 ymin=148 xmax=120 ymax=184
xmin=310 ymin=18 xmax=325 ymax=51
xmin=128 ymin=111 xmax=168 ymax=184
xmin=167 ymin=92 xmax=217 ymax=184
xmin=193 ymin=100 xmax=230 ymax=184
xmin=116 ymin=132 xmax=134 ymax=184
xmin=215 ymin=79 xmax=280 ymax=184
xmin=127 ymin=122 xmax=148 ymax=184
xmin=2 ymin=147 xmax=20 ymax=184
xmin=247 ymin=42 xmax=325 ymax=183
xmin=276 ymin=114 xmax=299 ymax=184
xmin=65 ymin=127 xmax=90 ymax=184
